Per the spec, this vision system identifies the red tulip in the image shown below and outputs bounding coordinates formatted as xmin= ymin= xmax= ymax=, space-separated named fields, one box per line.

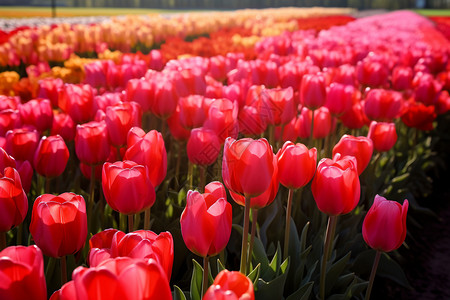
xmin=311 ymin=154 xmax=360 ymax=216
xmin=356 ymin=56 xmax=389 ymax=88
xmin=332 ymin=135 xmax=373 ymax=175
xmin=151 ymin=79 xmax=178 ymax=119
xmin=5 ymin=127 xmax=40 ymax=163
xmin=18 ymin=99 xmax=53 ymax=133
xmin=264 ymin=87 xmax=295 ymax=126
xmin=325 ymin=83 xmax=354 ymax=117
xmin=297 ymin=107 xmax=333 ymax=139
xmin=299 ymin=73 xmax=327 ymax=110
xmin=222 ymin=137 xmax=274 ymax=198
xmin=276 ymin=141 xmax=317 ymax=190
xmin=0 ymin=147 xmax=16 ymax=170
xmin=362 ymin=195 xmax=408 ymax=252
xmin=0 ymin=109 xmax=21 ymax=137
xmin=16 ymin=160 xmax=33 ymax=194
xmin=413 ymin=72 xmax=442 ymax=106
xmin=204 ymin=98 xmax=239 ymax=144
xmin=102 ymin=160 xmax=155 ymax=215
xmin=89 ymin=229 xmax=173 ymax=280
xmin=167 ymin=105 xmax=191 ymax=141
xmin=367 ymin=121 xmax=397 ymax=152
xmin=340 ymin=100 xmax=370 ymax=129
xmin=0 ymin=245 xmax=47 ymax=300
xmin=364 ymin=89 xmax=403 ymax=122
xmin=38 ymin=77 xmax=64 ymax=108
xmin=75 ymin=121 xmax=110 ymax=166
xmin=125 ymin=78 xmax=152 ymax=112
xmin=0 ymin=167 xmax=28 ymax=232
xmin=401 ymin=101 xmax=437 ymax=131
xmin=51 ymin=111 xmax=75 ymax=142
xmin=29 ymin=192 xmax=87 ymax=258
xmin=187 ymin=127 xmax=221 ymax=166
xmin=51 ymin=257 xmax=172 ymax=300
xmin=229 ymin=155 xmax=279 ymax=209
xmin=392 ymin=66 xmax=413 ymax=91
xmin=203 ymin=269 xmax=255 ymax=300
xmin=58 ymin=84 xmax=95 ymax=124
xmin=178 ymin=95 xmax=207 ymax=129
xmin=33 ymin=135 xmax=69 ymax=178
xmin=238 ymin=105 xmax=267 ymax=136
xmin=105 ymin=102 xmax=142 ymax=147
xmin=180 ymin=181 xmax=232 ymax=257
xmin=124 ymin=127 xmax=167 ymax=187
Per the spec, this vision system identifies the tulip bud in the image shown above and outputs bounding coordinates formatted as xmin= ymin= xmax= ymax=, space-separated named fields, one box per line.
xmin=0 ymin=167 xmax=28 ymax=232
xmin=363 ymin=195 xmax=408 ymax=252
xmin=33 ymin=135 xmax=69 ymax=178
xmin=367 ymin=121 xmax=397 ymax=152
xmin=204 ymin=270 xmax=255 ymax=300
xmin=332 ymin=135 xmax=373 ymax=175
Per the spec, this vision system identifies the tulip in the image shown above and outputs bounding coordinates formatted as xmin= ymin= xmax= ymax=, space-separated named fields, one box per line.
xmin=0 ymin=147 xmax=16 ymax=171
xmin=125 ymin=78 xmax=153 ymax=112
xmin=0 ymin=245 xmax=47 ymax=300
xmin=204 ymin=269 xmax=255 ymax=300
xmin=18 ymin=99 xmax=53 ymax=133
xmin=356 ymin=56 xmax=389 ymax=88
xmin=5 ymin=127 xmax=40 ymax=164
xmin=178 ymin=95 xmax=207 ymax=129
xmin=105 ymin=102 xmax=142 ymax=148
xmin=392 ymin=66 xmax=413 ymax=91
xmin=180 ymin=181 xmax=232 ymax=294
xmin=102 ymin=160 xmax=156 ymax=216
xmin=167 ymin=105 xmax=191 ymax=141
xmin=362 ymin=195 xmax=408 ymax=300
xmin=324 ymin=83 xmax=354 ymax=117
xmin=364 ymin=89 xmax=403 ymax=122
xmin=75 ymin=121 xmax=110 ymax=166
xmin=332 ymin=135 xmax=373 ymax=175
xmin=89 ymin=229 xmax=173 ymax=280
xmin=297 ymin=107 xmax=333 ymax=140
xmin=187 ymin=127 xmax=221 ymax=166
xmin=276 ymin=141 xmax=316 ymax=259
xmin=51 ymin=111 xmax=76 ymax=142
xmin=151 ymin=79 xmax=178 ymax=119
xmin=51 ymin=257 xmax=172 ymax=300
xmin=413 ymin=72 xmax=442 ymax=106
xmin=16 ymin=160 xmax=33 ymax=194
xmin=37 ymin=77 xmax=64 ymax=108
xmin=311 ymin=154 xmax=360 ymax=299
xmin=0 ymin=167 xmax=28 ymax=246
xmin=263 ymin=87 xmax=295 ymax=126
xmin=367 ymin=121 xmax=397 ymax=152
xmin=238 ymin=105 xmax=267 ymax=137
xmin=401 ymin=101 xmax=437 ymax=131
xmin=33 ymin=135 xmax=69 ymax=178
xmin=0 ymin=109 xmax=21 ymax=137
xmin=58 ymin=84 xmax=95 ymax=124
xmin=204 ymin=98 xmax=239 ymax=144
xmin=299 ymin=73 xmax=327 ymax=111
xmin=124 ymin=127 xmax=167 ymax=188
xmin=29 ymin=192 xmax=87 ymax=258
xmin=222 ymin=137 xmax=273 ymax=274
xmin=340 ymin=100 xmax=370 ymax=129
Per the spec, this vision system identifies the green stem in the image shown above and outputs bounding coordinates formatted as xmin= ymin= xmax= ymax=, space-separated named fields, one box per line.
xmin=239 ymin=196 xmax=251 ymax=274
xmin=199 ymin=165 xmax=206 ymax=193
xmin=17 ymin=223 xmax=23 ymax=245
xmin=320 ymin=215 xmax=338 ymax=300
xmin=144 ymin=207 xmax=151 ymax=230
xmin=268 ymin=124 xmax=275 ymax=148
xmin=309 ymin=109 xmax=315 ymax=148
xmin=87 ymin=166 xmax=96 ymax=232
xmin=0 ymin=231 xmax=6 ymax=251
xmin=247 ymin=208 xmax=258 ymax=272
xmin=202 ymin=256 xmax=209 ymax=296
xmin=60 ymin=256 xmax=67 ymax=286
xmin=120 ymin=213 xmax=127 ymax=233
xmin=45 ymin=177 xmax=51 ymax=194
xmin=128 ymin=214 xmax=134 ymax=233
xmin=175 ymin=141 xmax=183 ymax=189
xmin=188 ymin=161 xmax=194 ymax=189
xmin=283 ymin=188 xmax=294 ymax=261
xmin=365 ymin=251 xmax=382 ymax=300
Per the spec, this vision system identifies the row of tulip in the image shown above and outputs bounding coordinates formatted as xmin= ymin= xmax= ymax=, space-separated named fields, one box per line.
xmin=0 ymin=8 xmax=448 ymax=300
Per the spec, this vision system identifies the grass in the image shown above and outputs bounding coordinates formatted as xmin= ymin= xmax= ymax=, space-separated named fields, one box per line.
xmin=0 ymin=6 xmax=202 ymax=18
xmin=414 ymin=9 xmax=450 ymax=16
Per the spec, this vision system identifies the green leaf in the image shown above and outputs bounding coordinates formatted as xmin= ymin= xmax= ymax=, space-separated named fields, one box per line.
xmin=325 ymin=251 xmax=352 ymax=295
xmin=190 ymin=259 xmax=203 ymax=300
xmin=247 ymin=263 xmax=261 ymax=285
xmin=255 ymin=257 xmax=290 ymax=300
xmin=173 ymin=285 xmax=187 ymax=300
xmin=352 ymin=250 xmax=411 ymax=288
xmin=286 ymin=281 xmax=314 ymax=300
xmin=250 ymin=234 xmax=270 ymax=277
xmin=217 ymin=258 xmax=226 ymax=273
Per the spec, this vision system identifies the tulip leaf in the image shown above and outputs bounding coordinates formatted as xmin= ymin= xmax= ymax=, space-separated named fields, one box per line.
xmin=190 ymin=259 xmax=203 ymax=300
xmin=247 ymin=263 xmax=261 ymax=285
xmin=352 ymin=250 xmax=411 ymax=288
xmin=217 ymin=258 xmax=226 ymax=273
xmin=250 ymin=234 xmax=270 ymax=276
xmin=173 ymin=285 xmax=187 ymax=300
xmin=255 ymin=257 xmax=290 ymax=300
xmin=325 ymin=251 xmax=352 ymax=295
xmin=286 ymin=281 xmax=314 ymax=300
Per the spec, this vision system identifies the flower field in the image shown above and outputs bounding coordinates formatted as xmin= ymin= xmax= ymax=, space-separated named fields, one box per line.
xmin=1 ymin=7 xmax=450 ymax=300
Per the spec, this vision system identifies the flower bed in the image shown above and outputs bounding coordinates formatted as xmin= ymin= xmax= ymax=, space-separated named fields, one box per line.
xmin=0 ymin=8 xmax=449 ymax=300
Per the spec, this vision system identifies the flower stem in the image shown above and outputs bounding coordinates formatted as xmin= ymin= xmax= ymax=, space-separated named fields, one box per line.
xmin=240 ymin=196 xmax=251 ymax=274
xmin=120 ymin=213 xmax=127 ymax=233
xmin=365 ymin=251 xmax=382 ymax=300
xmin=188 ymin=161 xmax=194 ymax=189
xmin=60 ymin=256 xmax=67 ymax=286
xmin=128 ymin=214 xmax=134 ymax=233
xmin=144 ymin=207 xmax=151 ymax=230
xmin=0 ymin=231 xmax=6 ymax=251
xmin=247 ymin=208 xmax=258 ymax=272
xmin=45 ymin=177 xmax=51 ymax=194
xmin=202 ymin=256 xmax=209 ymax=296
xmin=320 ymin=215 xmax=338 ymax=300
xmin=309 ymin=109 xmax=315 ymax=148
xmin=283 ymin=188 xmax=294 ymax=260
xmin=199 ymin=165 xmax=206 ymax=192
